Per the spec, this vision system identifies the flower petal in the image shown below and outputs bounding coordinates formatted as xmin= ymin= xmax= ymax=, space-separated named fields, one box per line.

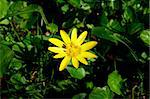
xmin=49 ymin=38 xmax=64 ymax=47
xmin=53 ymin=53 xmax=66 ymax=58
xmin=59 ymin=56 xmax=71 ymax=71
xmin=71 ymin=28 xmax=77 ymax=43
xmin=80 ymin=52 xmax=97 ymax=58
xmin=81 ymin=41 xmax=97 ymax=51
xmin=77 ymin=31 xmax=87 ymax=45
xmin=77 ymin=55 xmax=88 ymax=65
xmin=48 ymin=47 xmax=65 ymax=53
xmin=72 ymin=57 xmax=79 ymax=68
xmin=60 ymin=30 xmax=71 ymax=44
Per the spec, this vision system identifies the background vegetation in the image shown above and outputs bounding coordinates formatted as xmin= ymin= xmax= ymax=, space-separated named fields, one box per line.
xmin=0 ymin=0 xmax=149 ymax=98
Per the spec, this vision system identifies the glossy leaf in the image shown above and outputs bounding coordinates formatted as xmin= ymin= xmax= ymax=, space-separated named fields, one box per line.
xmin=140 ymin=29 xmax=150 ymax=46
xmin=93 ymin=28 xmax=138 ymax=61
xmin=67 ymin=67 xmax=86 ymax=79
xmin=141 ymin=52 xmax=147 ymax=59
xmin=0 ymin=44 xmax=14 ymax=77
xmin=7 ymin=3 xmax=41 ymax=16
xmin=91 ymin=27 xmax=118 ymax=44
xmin=46 ymin=23 xmax=58 ymax=34
xmin=10 ymin=73 xmax=27 ymax=84
xmin=123 ymin=7 xmax=134 ymax=22
xmin=57 ymin=80 xmax=72 ymax=90
xmin=89 ymin=86 xmax=113 ymax=99
xmin=9 ymin=58 xmax=22 ymax=70
xmin=0 ymin=19 xmax=9 ymax=25
xmin=0 ymin=0 xmax=9 ymax=19
xmin=86 ymin=81 xmax=94 ymax=89
xmin=80 ymin=1 xmax=91 ymax=10
xmin=128 ymin=22 xmax=144 ymax=35
xmin=108 ymin=20 xmax=125 ymax=32
xmin=56 ymin=0 xmax=65 ymax=4
xmin=68 ymin=0 xmax=80 ymax=8
xmin=61 ymin=4 xmax=69 ymax=13
xmin=72 ymin=93 xmax=87 ymax=99
xmin=107 ymin=71 xmax=123 ymax=95
xmin=99 ymin=14 xmax=108 ymax=26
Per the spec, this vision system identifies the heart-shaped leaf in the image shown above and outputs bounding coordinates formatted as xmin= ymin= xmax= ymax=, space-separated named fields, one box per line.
xmin=89 ymin=86 xmax=113 ymax=99
xmin=67 ymin=67 xmax=86 ymax=79
xmin=107 ymin=71 xmax=123 ymax=95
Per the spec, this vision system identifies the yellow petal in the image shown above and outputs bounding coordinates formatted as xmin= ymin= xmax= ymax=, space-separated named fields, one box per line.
xmin=72 ymin=57 xmax=79 ymax=68
xmin=71 ymin=28 xmax=77 ymax=43
xmin=60 ymin=30 xmax=71 ymax=44
xmin=77 ymin=55 xmax=88 ymax=65
xmin=48 ymin=38 xmax=64 ymax=47
xmin=81 ymin=41 xmax=97 ymax=51
xmin=80 ymin=52 xmax=97 ymax=58
xmin=48 ymin=47 xmax=65 ymax=53
xmin=59 ymin=56 xmax=71 ymax=71
xmin=77 ymin=31 xmax=87 ymax=45
xmin=53 ymin=53 xmax=66 ymax=58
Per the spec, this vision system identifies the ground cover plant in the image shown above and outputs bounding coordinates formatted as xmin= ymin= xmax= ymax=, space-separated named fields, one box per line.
xmin=0 ymin=0 xmax=149 ymax=98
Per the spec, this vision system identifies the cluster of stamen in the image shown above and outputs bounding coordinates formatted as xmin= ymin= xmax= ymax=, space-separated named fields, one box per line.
xmin=65 ymin=43 xmax=80 ymax=57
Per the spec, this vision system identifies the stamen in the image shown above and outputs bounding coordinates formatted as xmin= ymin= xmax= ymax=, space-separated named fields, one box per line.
xmin=65 ymin=43 xmax=80 ymax=57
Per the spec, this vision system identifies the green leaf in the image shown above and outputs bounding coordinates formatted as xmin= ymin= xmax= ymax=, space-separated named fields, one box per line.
xmin=123 ymin=6 xmax=134 ymax=22
xmin=107 ymin=71 xmax=123 ymax=95
xmin=140 ymin=29 xmax=150 ymax=46
xmin=19 ymin=14 xmax=38 ymax=29
xmin=62 ymin=17 xmax=75 ymax=28
xmin=67 ymin=67 xmax=86 ymax=80
xmin=20 ymin=4 xmax=41 ymax=14
xmin=72 ymin=93 xmax=87 ymax=99
xmin=86 ymin=81 xmax=94 ymax=89
xmin=0 ymin=44 xmax=14 ymax=77
xmin=8 ymin=1 xmax=25 ymax=14
xmin=91 ymin=27 xmax=118 ymax=44
xmin=128 ymin=22 xmax=144 ymax=35
xmin=141 ymin=52 xmax=147 ymax=59
xmin=10 ymin=73 xmax=27 ymax=84
xmin=56 ymin=0 xmax=65 ymax=4
xmin=57 ymin=80 xmax=72 ymax=90
xmin=107 ymin=20 xmax=125 ymax=32
xmin=82 ymin=0 xmax=96 ymax=8
xmin=89 ymin=86 xmax=113 ymax=99
xmin=46 ymin=23 xmax=58 ymax=34
xmin=0 ymin=19 xmax=9 ymax=25
xmin=13 ymin=42 xmax=26 ymax=51
xmin=26 ymin=85 xmax=35 ymax=91
xmin=0 ymin=0 xmax=9 ymax=19
xmin=10 ymin=73 xmax=27 ymax=90
xmin=112 ymin=33 xmax=138 ymax=61
xmin=61 ymin=4 xmax=69 ymax=13
xmin=14 ymin=85 xmax=23 ymax=90
xmin=8 ymin=3 xmax=41 ymax=16
xmin=5 ymin=1 xmax=48 ymax=25
xmin=68 ymin=0 xmax=80 ymax=8
xmin=0 ymin=34 xmax=3 ymax=42
xmin=99 ymin=14 xmax=108 ymax=26
xmin=80 ymin=1 xmax=91 ymax=10
xmin=9 ymin=58 xmax=22 ymax=70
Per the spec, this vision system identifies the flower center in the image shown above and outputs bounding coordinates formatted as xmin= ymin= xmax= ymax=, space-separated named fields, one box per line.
xmin=65 ymin=43 xmax=81 ymax=57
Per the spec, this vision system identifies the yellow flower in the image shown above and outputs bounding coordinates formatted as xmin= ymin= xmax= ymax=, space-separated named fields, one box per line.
xmin=48 ymin=28 xmax=97 ymax=71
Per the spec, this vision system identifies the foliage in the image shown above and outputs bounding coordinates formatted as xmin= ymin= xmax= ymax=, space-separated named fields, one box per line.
xmin=67 ymin=67 xmax=86 ymax=80
xmin=0 ymin=0 xmax=149 ymax=98
xmin=89 ymin=86 xmax=113 ymax=99
xmin=107 ymin=70 xmax=124 ymax=95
